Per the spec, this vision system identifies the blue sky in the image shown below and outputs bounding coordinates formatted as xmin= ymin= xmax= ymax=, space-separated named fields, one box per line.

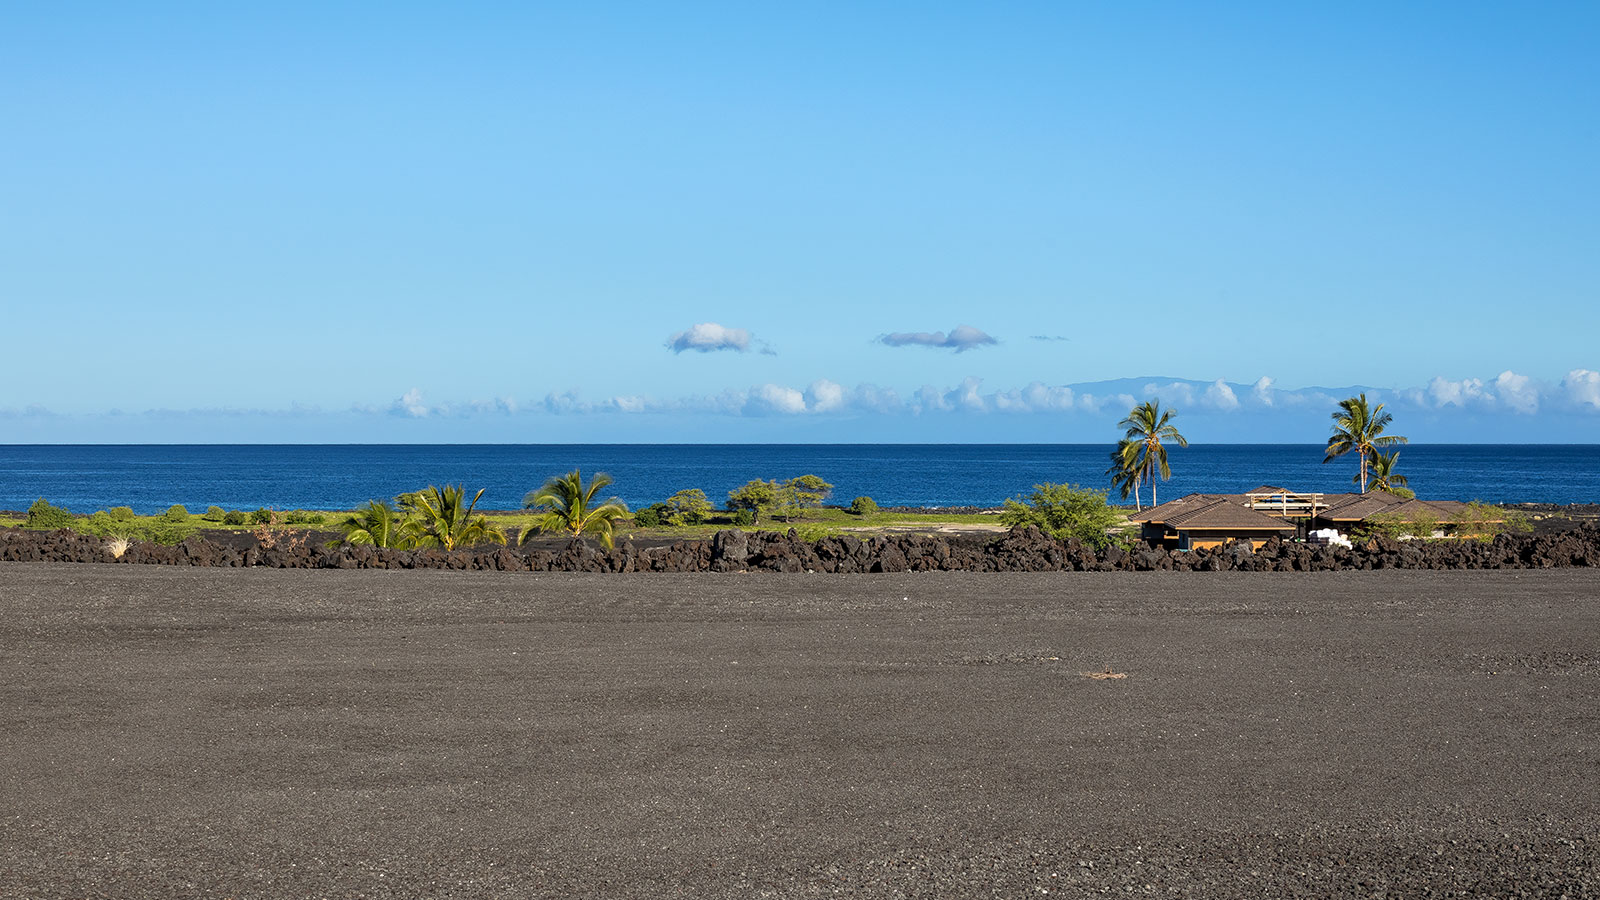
xmin=3 ymin=2 xmax=1597 ymax=442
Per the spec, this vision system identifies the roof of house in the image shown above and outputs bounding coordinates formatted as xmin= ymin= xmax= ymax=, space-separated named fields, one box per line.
xmin=1126 ymin=493 xmax=1231 ymax=524
xmin=1318 ymin=493 xmax=1473 ymax=524
xmin=1163 ymin=499 xmax=1299 ymax=532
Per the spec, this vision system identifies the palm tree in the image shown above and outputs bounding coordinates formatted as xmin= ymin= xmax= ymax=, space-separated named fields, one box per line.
xmin=1365 ymin=449 xmax=1410 ymax=494
xmin=398 ymin=484 xmax=506 ymax=550
xmin=330 ymin=499 xmax=410 ymax=549
xmin=1105 ymin=438 xmax=1144 ymax=511
xmin=523 ymin=469 xmax=629 ymax=549
xmin=1116 ymin=400 xmax=1188 ymax=508
xmin=1324 ymin=394 xmax=1407 ymax=492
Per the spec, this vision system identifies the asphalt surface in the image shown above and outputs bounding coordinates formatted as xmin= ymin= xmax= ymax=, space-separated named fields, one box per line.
xmin=2 ymin=564 xmax=1597 ymax=898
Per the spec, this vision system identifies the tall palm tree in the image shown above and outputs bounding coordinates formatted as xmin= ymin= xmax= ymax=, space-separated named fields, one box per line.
xmin=523 ymin=469 xmax=629 ymax=549
xmin=1365 ymin=449 xmax=1410 ymax=494
xmin=330 ymin=499 xmax=410 ymax=549
xmin=1117 ymin=400 xmax=1187 ymax=508
xmin=1105 ymin=438 xmax=1144 ymax=511
xmin=398 ymin=484 xmax=506 ymax=550
xmin=1324 ymin=394 xmax=1408 ymax=492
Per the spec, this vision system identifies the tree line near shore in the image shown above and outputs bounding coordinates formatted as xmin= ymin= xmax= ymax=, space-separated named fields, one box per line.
xmin=12 ymin=391 xmax=1438 ymax=552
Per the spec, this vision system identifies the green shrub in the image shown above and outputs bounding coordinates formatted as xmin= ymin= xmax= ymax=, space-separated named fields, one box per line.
xmin=1455 ymin=501 xmax=1532 ymax=540
xmin=998 ymin=482 xmax=1123 ymax=548
xmin=665 ymin=489 xmax=712 ymax=525
xmin=731 ymin=508 xmax=756 ymax=527
xmin=307 ymin=513 xmax=325 ymax=525
xmin=162 ymin=504 xmax=189 ymax=522
xmin=285 ymin=510 xmax=313 ymax=525
xmin=203 ymin=505 xmax=226 ymax=522
xmin=143 ymin=521 xmax=196 ymax=545
xmin=81 ymin=511 xmax=121 ymax=538
xmin=108 ymin=506 xmax=137 ymax=521
xmin=250 ymin=508 xmax=274 ymax=525
xmin=849 ymin=496 xmax=878 ymax=516
xmin=26 ymin=498 xmax=73 ymax=530
xmin=726 ymin=475 xmax=833 ymax=525
xmin=632 ymin=503 xmax=670 ymax=528
xmin=223 ymin=509 xmax=249 ymax=526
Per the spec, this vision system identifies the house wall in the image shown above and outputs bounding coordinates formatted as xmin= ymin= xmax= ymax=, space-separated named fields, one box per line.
xmin=1179 ymin=531 xmax=1291 ymax=551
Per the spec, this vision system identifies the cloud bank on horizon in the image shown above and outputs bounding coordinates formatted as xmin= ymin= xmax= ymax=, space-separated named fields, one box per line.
xmin=10 ymin=369 xmax=1600 ymax=443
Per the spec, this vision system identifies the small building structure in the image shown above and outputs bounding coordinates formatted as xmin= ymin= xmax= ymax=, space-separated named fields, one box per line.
xmin=1128 ymin=494 xmax=1297 ymax=550
xmin=1130 ymin=487 xmax=1495 ymax=549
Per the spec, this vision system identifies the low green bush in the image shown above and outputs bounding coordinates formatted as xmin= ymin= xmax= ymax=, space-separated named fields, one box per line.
xmin=203 ymin=505 xmax=226 ymax=522
xmin=162 ymin=504 xmax=189 ymax=522
xmin=849 ymin=496 xmax=878 ymax=516
xmin=108 ymin=506 xmax=137 ymax=521
xmin=285 ymin=510 xmax=311 ymax=525
xmin=77 ymin=514 xmax=194 ymax=545
xmin=632 ymin=503 xmax=670 ymax=528
xmin=250 ymin=508 xmax=274 ymax=525
xmin=731 ymin=508 xmax=756 ymax=527
xmin=999 ymin=482 xmax=1123 ymax=548
xmin=81 ymin=511 xmax=121 ymax=538
xmin=223 ymin=509 xmax=249 ymax=526
xmin=144 ymin=521 xmax=197 ymax=545
xmin=26 ymin=498 xmax=73 ymax=530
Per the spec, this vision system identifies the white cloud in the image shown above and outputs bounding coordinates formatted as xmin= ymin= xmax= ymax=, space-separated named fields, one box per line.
xmin=745 ymin=384 xmax=807 ymax=416
xmin=993 ymin=382 xmax=1075 ymax=413
xmin=1563 ymin=369 xmax=1600 ymax=409
xmin=666 ymin=322 xmax=754 ymax=354
xmin=1427 ymin=376 xmax=1489 ymax=408
xmin=394 ymin=388 xmax=429 ymax=418
xmin=879 ymin=324 xmax=998 ymax=352
xmin=1494 ymin=371 xmax=1539 ymax=414
xmin=1203 ymin=379 xmax=1239 ymax=411
xmin=913 ymin=384 xmax=950 ymax=413
xmin=1251 ymin=376 xmax=1275 ymax=407
xmin=805 ymin=379 xmax=846 ymax=413
xmin=1141 ymin=382 xmax=1196 ymax=407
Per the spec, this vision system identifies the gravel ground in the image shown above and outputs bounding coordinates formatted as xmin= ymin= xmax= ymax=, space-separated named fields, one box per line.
xmin=2 ymin=565 xmax=1597 ymax=898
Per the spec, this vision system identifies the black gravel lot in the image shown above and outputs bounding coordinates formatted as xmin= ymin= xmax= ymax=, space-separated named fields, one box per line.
xmin=2 ymin=565 xmax=1597 ymax=898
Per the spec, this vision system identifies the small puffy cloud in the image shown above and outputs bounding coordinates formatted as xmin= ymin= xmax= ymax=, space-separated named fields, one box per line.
xmin=993 ymin=382 xmax=1075 ymax=413
xmin=393 ymin=388 xmax=430 ymax=418
xmin=744 ymin=384 xmax=808 ymax=416
xmin=1418 ymin=370 xmax=1539 ymax=414
xmin=879 ymin=324 xmax=998 ymax=352
xmin=1563 ymin=369 xmax=1600 ymax=409
xmin=1141 ymin=381 xmax=1196 ymax=407
xmin=1251 ymin=376 xmax=1275 ymax=407
xmin=913 ymin=384 xmax=950 ymax=413
xmin=805 ymin=379 xmax=846 ymax=413
xmin=1203 ymin=379 xmax=1239 ymax=411
xmin=1427 ymin=376 xmax=1489 ymax=408
xmin=1494 ymin=371 xmax=1538 ymax=414
xmin=666 ymin=322 xmax=754 ymax=354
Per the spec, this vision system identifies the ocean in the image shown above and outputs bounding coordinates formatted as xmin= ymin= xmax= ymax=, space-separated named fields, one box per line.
xmin=1 ymin=444 xmax=1597 ymax=514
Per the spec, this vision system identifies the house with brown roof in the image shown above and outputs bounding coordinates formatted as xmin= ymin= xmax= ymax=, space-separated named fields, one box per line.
xmin=1127 ymin=494 xmax=1297 ymax=550
xmin=1314 ymin=494 xmax=1485 ymax=538
xmin=1130 ymin=488 xmax=1497 ymax=549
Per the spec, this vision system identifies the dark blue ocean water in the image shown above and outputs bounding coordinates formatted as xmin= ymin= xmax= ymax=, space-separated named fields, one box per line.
xmin=1 ymin=445 xmax=1597 ymax=514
